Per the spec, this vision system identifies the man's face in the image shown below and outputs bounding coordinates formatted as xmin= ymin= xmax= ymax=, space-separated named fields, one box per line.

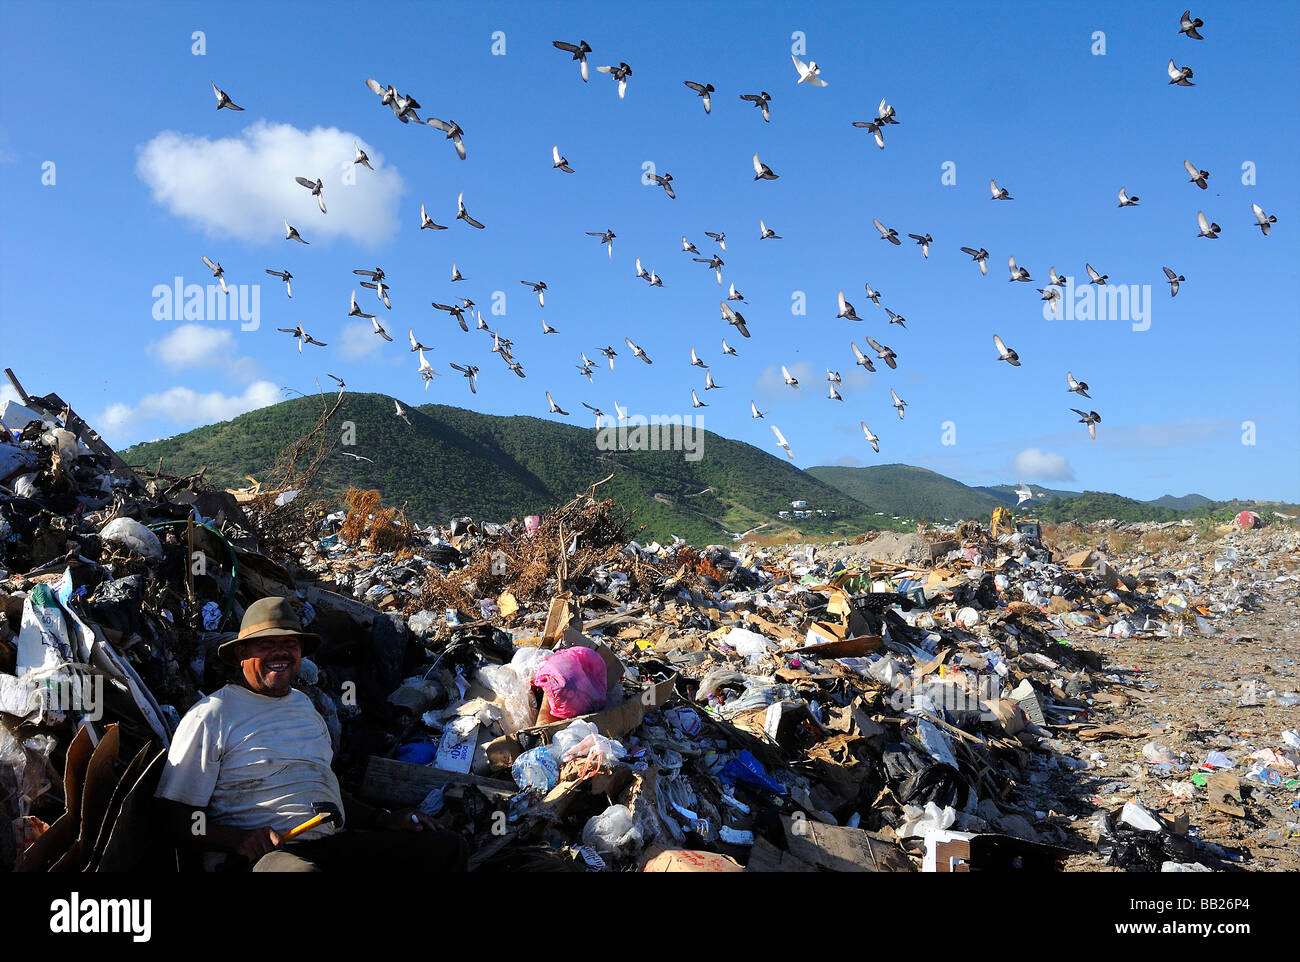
xmin=237 ymin=636 xmax=303 ymax=696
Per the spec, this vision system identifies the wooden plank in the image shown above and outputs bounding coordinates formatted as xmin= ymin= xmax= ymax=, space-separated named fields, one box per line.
xmin=361 ymin=756 xmax=516 ymax=806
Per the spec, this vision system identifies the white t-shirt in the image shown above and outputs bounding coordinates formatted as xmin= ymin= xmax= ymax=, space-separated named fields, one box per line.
xmin=156 ymin=684 xmax=344 ymax=842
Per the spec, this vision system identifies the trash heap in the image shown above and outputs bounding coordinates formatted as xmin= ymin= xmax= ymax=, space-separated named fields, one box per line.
xmin=3 ymin=381 xmax=1297 ymax=872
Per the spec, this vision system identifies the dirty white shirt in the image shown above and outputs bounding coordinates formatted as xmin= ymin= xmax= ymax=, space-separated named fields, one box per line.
xmin=156 ymin=684 xmax=343 ymax=843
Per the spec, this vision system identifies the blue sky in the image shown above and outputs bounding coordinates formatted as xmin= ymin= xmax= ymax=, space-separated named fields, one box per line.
xmin=2 ymin=0 xmax=1296 ymax=502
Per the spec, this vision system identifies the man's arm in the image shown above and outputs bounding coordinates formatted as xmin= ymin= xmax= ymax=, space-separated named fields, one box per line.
xmin=158 ymin=798 xmax=282 ymax=861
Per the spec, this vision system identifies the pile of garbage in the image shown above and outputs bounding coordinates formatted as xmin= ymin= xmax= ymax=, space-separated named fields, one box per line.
xmin=3 ymin=378 xmax=1297 ymax=873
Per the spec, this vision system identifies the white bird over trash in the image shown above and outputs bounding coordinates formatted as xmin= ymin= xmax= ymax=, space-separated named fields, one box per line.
xmin=771 ymin=424 xmax=795 ymax=459
xmin=994 ymin=334 xmax=1020 ymax=366
xmin=546 ymin=391 xmax=570 ymax=416
xmin=760 ymin=219 xmax=781 ymax=240
xmin=341 ymin=451 xmax=373 ymax=462
xmin=720 ymin=300 xmax=750 ymax=338
xmin=721 ymin=339 xmax=737 ymax=356
xmin=354 ymin=140 xmax=372 ymax=170
xmin=394 ymin=400 xmax=411 ymax=425
xmin=681 ymin=236 xmax=699 ymax=254
xmin=552 ymin=40 xmax=593 ymax=81
xmin=212 ymin=81 xmax=243 ymax=111
xmin=276 ymin=323 xmax=326 ymax=353
xmin=990 ymin=178 xmax=1013 ymax=200
xmin=451 ymin=262 xmax=465 ymax=282
xmin=370 ymin=317 xmax=393 ymax=342
xmin=284 ymin=219 xmax=309 ymax=244
xmin=704 ymin=369 xmax=721 ymax=391
xmin=600 ymin=345 xmax=617 ymax=370
xmin=791 ymin=54 xmax=827 ymax=86
xmin=1167 ymin=58 xmax=1195 ymax=85
xmin=851 ymin=341 xmax=876 ymax=372
xmin=201 ymin=256 xmax=228 ymax=294
xmin=861 ymin=422 xmax=879 ymax=453
xmin=625 ymin=337 xmax=652 ymax=364
xmin=690 ymin=346 xmax=707 ymax=368
xmin=907 ymin=232 xmax=932 ymax=258
xmin=295 ymin=176 xmax=327 ymax=214
xmin=866 ymin=334 xmax=897 ymax=370
xmin=751 ymin=400 xmax=766 ymax=419
xmin=426 ymin=117 xmax=467 ymax=160
xmin=521 ymin=280 xmax=548 ymax=307
xmin=727 ymin=282 xmax=745 ymax=302
xmin=348 ymin=290 xmax=375 ymax=320
xmin=541 ymin=318 xmax=557 ymax=335
xmin=409 ymin=328 xmax=431 ymax=352
xmin=863 ymin=282 xmax=882 ymax=306
xmin=1184 ymin=160 xmax=1209 ymax=190
xmin=705 ymin=231 xmax=727 ymax=251
xmin=752 ymin=153 xmax=779 ymax=181
xmin=782 ymin=365 xmax=799 ymax=388
xmin=1251 ymin=203 xmax=1277 ymax=236
xmin=1117 ymin=186 xmax=1139 ymax=207
xmin=1067 ymin=371 xmax=1091 ymax=398
xmin=595 ymin=61 xmax=632 ymax=99
xmin=1085 ymin=263 xmax=1108 ymax=285
xmin=1008 ymin=256 xmax=1031 ymax=282
xmin=551 ymin=144 xmax=574 ymax=173
xmin=740 ymin=90 xmax=771 ymax=122
xmin=1162 ymin=266 xmax=1185 ymax=296
xmin=450 ymin=362 xmax=479 ymax=394
xmin=457 ymin=191 xmax=485 ymax=229
xmin=1015 ymin=483 xmax=1033 ymax=506
xmin=1196 ymin=210 xmax=1221 ymax=238
xmin=1072 ymin=408 xmax=1101 ymax=440
xmin=852 ymin=118 xmax=885 ymax=149
xmin=1180 ymin=10 xmax=1205 ymax=39
xmin=691 ymin=388 xmax=708 ymax=408
xmin=586 ymin=229 xmax=616 ymax=258
xmin=417 ymin=350 xmax=437 ymax=389
xmin=837 ymin=290 xmax=861 ymax=321
xmin=684 ymin=80 xmax=715 ymax=113
xmin=265 ymin=268 xmax=292 ymax=298
xmin=890 ymin=387 xmax=907 ymax=420
xmin=873 ymin=218 xmax=901 ymax=245
xmin=827 ymin=382 xmax=843 ymax=401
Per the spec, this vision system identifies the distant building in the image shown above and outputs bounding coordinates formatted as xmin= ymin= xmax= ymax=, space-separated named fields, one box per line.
xmin=791 ymin=500 xmax=807 ymax=509
xmin=778 ymin=510 xmax=790 ymax=518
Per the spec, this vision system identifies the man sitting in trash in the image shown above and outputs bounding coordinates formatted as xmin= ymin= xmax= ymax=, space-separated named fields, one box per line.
xmin=156 ymin=596 xmax=468 ymax=871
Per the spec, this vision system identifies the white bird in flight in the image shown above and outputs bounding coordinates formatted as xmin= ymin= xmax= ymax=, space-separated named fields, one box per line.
xmin=771 ymin=424 xmax=795 ymax=459
xmin=791 ymin=55 xmax=827 ymax=86
xmin=212 ymin=81 xmax=243 ymax=111
xmin=861 ymin=422 xmax=879 ymax=453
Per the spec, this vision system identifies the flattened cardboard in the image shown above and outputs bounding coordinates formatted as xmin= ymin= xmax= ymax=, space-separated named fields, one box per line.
xmin=642 ymin=848 xmax=744 ymax=872
xmin=781 ymin=814 xmax=914 ymax=872
xmin=15 ymin=724 xmax=93 ymax=872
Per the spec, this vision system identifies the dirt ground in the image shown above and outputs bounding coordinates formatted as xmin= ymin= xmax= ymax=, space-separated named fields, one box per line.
xmin=1041 ymin=570 xmax=1300 ymax=871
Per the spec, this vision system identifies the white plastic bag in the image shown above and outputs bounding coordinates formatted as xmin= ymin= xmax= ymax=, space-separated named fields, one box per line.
xmin=549 ymin=719 xmax=599 ymax=762
xmin=475 ymin=664 xmax=535 ymax=734
xmin=581 ymin=804 xmax=643 ymax=857
xmin=99 ymin=517 xmax=163 ymax=561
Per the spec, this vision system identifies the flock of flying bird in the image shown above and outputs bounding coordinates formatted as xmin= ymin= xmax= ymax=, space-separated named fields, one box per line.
xmin=196 ymin=11 xmax=1279 ymax=468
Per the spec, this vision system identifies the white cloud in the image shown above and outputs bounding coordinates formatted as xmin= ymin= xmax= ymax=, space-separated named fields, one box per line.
xmin=338 ymin=321 xmax=385 ymax=360
xmin=147 ymin=323 xmax=260 ymax=381
xmin=97 ymin=381 xmax=281 ymax=442
xmin=136 ymin=121 xmax=404 ymax=245
xmin=1012 ymin=448 xmax=1075 ymax=481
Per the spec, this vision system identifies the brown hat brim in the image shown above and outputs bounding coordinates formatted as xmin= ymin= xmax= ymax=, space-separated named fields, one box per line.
xmin=218 ymin=627 xmax=322 ymax=665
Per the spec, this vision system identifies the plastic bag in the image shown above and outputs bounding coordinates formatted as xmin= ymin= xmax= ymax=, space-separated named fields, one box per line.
xmin=98 ymin=517 xmax=164 ymax=561
xmin=724 ymin=627 xmax=775 ymax=659
xmin=511 ymin=746 xmax=559 ymax=792
xmin=534 ymin=646 xmax=607 ymax=719
xmin=549 ymin=719 xmax=599 ymax=763
xmin=1142 ymin=742 xmax=1177 ymax=765
xmin=581 ymin=804 xmax=643 ymax=857
xmin=509 ymin=646 xmax=553 ymax=686
xmin=564 ymin=732 xmax=625 ymax=770
xmin=476 ymin=664 xmax=535 ymax=734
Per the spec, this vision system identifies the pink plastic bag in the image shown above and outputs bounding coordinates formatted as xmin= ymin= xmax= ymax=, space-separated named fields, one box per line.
xmin=534 ymin=647 xmax=608 ymax=719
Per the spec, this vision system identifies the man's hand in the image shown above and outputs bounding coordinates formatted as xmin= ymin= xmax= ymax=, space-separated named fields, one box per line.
xmin=234 ymin=827 xmax=282 ymax=861
xmin=376 ymin=808 xmax=438 ymax=832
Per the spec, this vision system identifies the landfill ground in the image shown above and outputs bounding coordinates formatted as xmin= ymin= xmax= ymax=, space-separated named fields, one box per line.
xmin=1056 ymin=603 xmax=1300 ymax=872
xmin=2 ymin=389 xmax=1298 ymax=873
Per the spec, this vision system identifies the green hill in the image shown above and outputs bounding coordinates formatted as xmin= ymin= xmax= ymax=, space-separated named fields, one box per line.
xmin=121 ymin=393 xmax=883 ymax=545
xmin=1147 ymin=493 xmax=1213 ymax=510
xmin=978 ymin=483 xmax=1081 ymax=505
xmin=807 ymin=464 xmax=1008 ymax=521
